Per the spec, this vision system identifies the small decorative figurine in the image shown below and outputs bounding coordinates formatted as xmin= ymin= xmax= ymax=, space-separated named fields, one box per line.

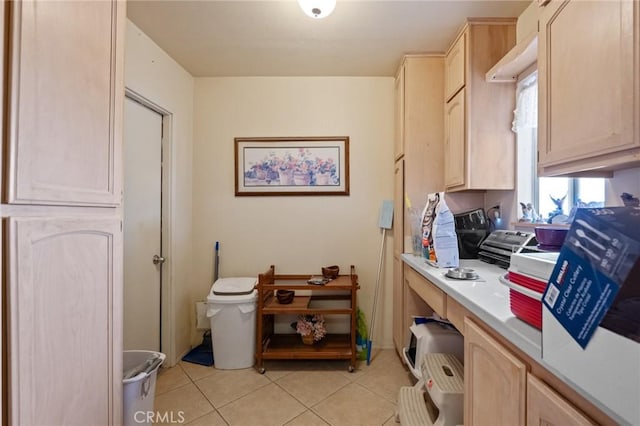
xmin=547 ymin=194 xmax=567 ymax=223
xmin=519 ymin=202 xmax=539 ymax=223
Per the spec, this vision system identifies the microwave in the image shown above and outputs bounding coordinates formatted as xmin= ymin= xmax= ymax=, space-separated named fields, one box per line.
xmin=402 ymin=318 xmax=464 ymax=380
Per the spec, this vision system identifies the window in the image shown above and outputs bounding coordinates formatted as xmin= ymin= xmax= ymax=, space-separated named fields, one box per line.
xmin=515 ymin=71 xmax=604 ymax=223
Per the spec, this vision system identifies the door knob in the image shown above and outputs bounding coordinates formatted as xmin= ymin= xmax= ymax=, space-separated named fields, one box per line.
xmin=153 ymin=255 xmax=165 ymax=265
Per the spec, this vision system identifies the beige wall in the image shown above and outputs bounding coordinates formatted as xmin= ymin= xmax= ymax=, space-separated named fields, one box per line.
xmin=607 ymin=168 xmax=640 ymax=206
xmin=192 ymin=77 xmax=395 ymax=347
xmin=125 ymin=20 xmax=195 ymax=365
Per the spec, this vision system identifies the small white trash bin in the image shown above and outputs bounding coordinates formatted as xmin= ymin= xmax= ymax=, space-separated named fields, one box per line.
xmin=207 ymin=277 xmax=258 ymax=369
xmin=123 ymin=350 xmax=166 ymax=426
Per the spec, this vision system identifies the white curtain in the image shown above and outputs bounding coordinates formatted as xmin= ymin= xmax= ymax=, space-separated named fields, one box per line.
xmin=512 ymin=71 xmax=538 ymax=132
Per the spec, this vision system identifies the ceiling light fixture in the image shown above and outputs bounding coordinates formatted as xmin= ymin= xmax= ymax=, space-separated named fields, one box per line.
xmin=298 ymin=0 xmax=336 ymax=19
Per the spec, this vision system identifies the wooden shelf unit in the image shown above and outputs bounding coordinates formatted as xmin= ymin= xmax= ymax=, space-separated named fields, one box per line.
xmin=255 ymin=265 xmax=359 ymax=373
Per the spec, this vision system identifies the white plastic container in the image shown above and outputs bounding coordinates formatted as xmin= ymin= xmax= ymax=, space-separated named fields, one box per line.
xmin=206 ymin=277 xmax=258 ymax=369
xmin=123 ymin=350 xmax=166 ymax=426
xmin=402 ymin=320 xmax=464 ymax=380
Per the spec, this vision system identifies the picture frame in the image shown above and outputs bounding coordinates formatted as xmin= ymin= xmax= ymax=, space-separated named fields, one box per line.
xmin=234 ymin=136 xmax=350 ymax=196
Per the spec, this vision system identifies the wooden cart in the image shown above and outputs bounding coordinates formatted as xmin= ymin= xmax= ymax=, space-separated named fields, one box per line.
xmin=255 ymin=265 xmax=359 ymax=373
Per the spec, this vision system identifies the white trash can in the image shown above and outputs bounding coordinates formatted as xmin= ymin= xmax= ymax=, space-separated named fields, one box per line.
xmin=123 ymin=350 xmax=166 ymax=426
xmin=207 ymin=277 xmax=258 ymax=369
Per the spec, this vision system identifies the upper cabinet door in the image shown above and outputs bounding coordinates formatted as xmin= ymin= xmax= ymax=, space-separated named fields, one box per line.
xmin=445 ymin=33 xmax=466 ymax=102
xmin=5 ymin=216 xmax=123 ymax=425
xmin=538 ymin=0 xmax=640 ymax=176
xmin=5 ymin=0 xmax=125 ymax=206
xmin=444 ymin=88 xmax=466 ymax=188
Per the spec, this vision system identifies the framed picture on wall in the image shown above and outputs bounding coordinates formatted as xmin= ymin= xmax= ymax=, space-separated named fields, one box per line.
xmin=234 ymin=136 xmax=350 ymax=196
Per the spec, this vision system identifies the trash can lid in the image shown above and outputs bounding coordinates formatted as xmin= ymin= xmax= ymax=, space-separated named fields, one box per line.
xmin=211 ymin=277 xmax=257 ymax=296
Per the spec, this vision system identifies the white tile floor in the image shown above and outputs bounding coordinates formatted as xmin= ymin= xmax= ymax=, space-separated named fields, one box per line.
xmin=153 ymin=349 xmax=415 ymax=425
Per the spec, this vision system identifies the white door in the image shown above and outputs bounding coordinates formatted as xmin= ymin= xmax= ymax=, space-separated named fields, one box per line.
xmin=123 ymin=97 xmax=163 ymax=351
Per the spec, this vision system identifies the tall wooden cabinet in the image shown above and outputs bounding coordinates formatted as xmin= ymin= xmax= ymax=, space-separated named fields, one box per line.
xmin=2 ymin=1 xmax=125 ymax=424
xmin=392 ymin=160 xmax=405 ymax=354
xmin=538 ymin=0 xmax=640 ymax=176
xmin=392 ymin=55 xmax=444 ymax=356
xmin=443 ymin=19 xmax=517 ymax=192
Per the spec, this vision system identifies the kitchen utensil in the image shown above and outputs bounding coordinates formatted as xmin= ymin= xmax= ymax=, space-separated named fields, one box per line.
xmin=575 ymin=219 xmax=611 ymax=241
xmin=575 ymin=228 xmax=606 ymax=251
xmin=570 ymin=237 xmax=601 ymax=262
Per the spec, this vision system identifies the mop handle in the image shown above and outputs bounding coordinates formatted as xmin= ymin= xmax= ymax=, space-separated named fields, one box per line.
xmin=369 ymin=228 xmax=386 ymax=340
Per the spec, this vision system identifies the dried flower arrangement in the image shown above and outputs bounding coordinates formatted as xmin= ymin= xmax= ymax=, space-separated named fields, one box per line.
xmin=295 ymin=314 xmax=327 ymax=342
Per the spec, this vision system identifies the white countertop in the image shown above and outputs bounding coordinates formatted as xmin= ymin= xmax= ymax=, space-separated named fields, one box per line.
xmin=402 ymin=254 xmax=542 ymax=361
xmin=401 ymin=253 xmax=631 ymax=424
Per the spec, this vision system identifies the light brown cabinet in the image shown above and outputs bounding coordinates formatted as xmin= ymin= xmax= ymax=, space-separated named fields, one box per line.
xmin=393 ymin=160 xmax=405 ymax=354
xmin=464 ymin=317 xmax=527 ymax=425
xmin=5 ymin=217 xmax=123 ymax=425
xmin=444 ymin=88 xmax=466 ymax=188
xmin=445 ymin=33 xmax=466 ymax=102
xmin=394 ymin=68 xmax=405 ymax=160
xmin=537 ymin=0 xmax=640 ymax=176
xmin=464 ymin=317 xmax=599 ymax=426
xmin=527 ymin=374 xmax=596 ymax=426
xmin=443 ymin=19 xmax=517 ymax=192
xmin=4 ymin=0 xmax=124 ymax=206
xmin=392 ymin=55 xmax=444 ymax=356
xmin=1 ymin=1 xmax=125 ymax=424
xmin=404 ymin=264 xmax=446 ymax=319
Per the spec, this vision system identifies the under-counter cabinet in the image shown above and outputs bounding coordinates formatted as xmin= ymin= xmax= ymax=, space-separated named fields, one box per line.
xmin=255 ymin=265 xmax=359 ymax=373
xmin=537 ymin=0 xmax=640 ymax=176
xmin=527 ymin=374 xmax=596 ymax=426
xmin=443 ymin=19 xmax=517 ymax=192
xmin=464 ymin=317 xmax=599 ymax=426
xmin=464 ymin=317 xmax=527 ymax=425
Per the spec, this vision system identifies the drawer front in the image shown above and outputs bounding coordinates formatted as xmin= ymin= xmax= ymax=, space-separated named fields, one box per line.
xmin=404 ymin=265 xmax=446 ymax=317
xmin=445 ymin=296 xmax=467 ymax=334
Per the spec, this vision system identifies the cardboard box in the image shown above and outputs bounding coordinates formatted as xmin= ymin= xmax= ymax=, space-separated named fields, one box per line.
xmin=542 ymin=207 xmax=640 ymax=348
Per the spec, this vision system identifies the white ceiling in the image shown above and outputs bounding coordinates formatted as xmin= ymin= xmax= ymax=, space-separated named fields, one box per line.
xmin=127 ymin=0 xmax=530 ymax=77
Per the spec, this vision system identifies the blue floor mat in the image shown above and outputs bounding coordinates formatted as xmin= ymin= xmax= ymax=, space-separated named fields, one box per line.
xmin=182 ymin=331 xmax=214 ymax=366
xmin=181 ymin=343 xmax=214 ymax=366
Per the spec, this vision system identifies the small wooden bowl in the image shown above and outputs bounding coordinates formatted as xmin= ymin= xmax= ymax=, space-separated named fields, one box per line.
xmin=276 ymin=289 xmax=294 ymax=304
xmin=322 ymin=265 xmax=339 ymax=279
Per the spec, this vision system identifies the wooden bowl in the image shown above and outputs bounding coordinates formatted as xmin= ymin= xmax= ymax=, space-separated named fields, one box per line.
xmin=276 ymin=289 xmax=294 ymax=304
xmin=322 ymin=265 xmax=339 ymax=279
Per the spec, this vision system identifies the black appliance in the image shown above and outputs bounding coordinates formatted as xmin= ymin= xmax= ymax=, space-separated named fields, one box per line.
xmin=454 ymin=208 xmax=489 ymax=259
xmin=477 ymin=230 xmax=538 ymax=268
